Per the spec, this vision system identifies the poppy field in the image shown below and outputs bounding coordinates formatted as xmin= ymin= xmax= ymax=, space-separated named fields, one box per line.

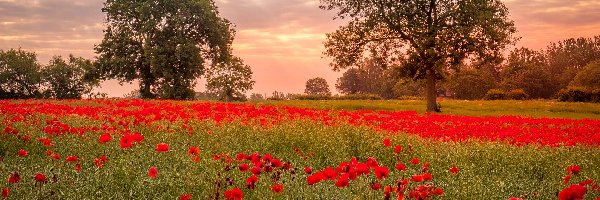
xmin=1 ymin=99 xmax=600 ymax=199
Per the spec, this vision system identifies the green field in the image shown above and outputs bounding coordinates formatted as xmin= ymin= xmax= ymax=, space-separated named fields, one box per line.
xmin=1 ymin=99 xmax=599 ymax=199
xmin=254 ymin=99 xmax=600 ymax=119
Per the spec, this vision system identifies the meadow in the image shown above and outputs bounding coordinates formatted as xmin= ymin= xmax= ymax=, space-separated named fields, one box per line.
xmin=0 ymin=99 xmax=599 ymax=199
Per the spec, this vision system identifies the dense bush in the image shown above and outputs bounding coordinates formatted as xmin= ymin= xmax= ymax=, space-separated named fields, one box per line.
xmin=508 ymin=89 xmax=529 ymax=100
xmin=483 ymin=89 xmax=508 ymax=100
xmin=334 ymin=94 xmax=383 ymax=100
xmin=557 ymin=87 xmax=600 ymax=103
xmin=294 ymin=94 xmax=333 ymax=100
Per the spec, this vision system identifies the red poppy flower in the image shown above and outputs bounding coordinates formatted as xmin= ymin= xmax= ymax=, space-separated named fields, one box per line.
xmin=148 ymin=167 xmax=158 ymax=178
xmin=52 ymin=153 xmax=61 ymax=160
xmin=558 ymin=184 xmax=587 ymax=200
xmin=236 ymin=153 xmax=245 ymax=160
xmin=132 ymin=133 xmax=144 ymax=143
xmin=155 ymin=143 xmax=169 ymax=152
xmin=371 ymin=183 xmax=381 ymax=190
xmin=449 ymin=166 xmax=459 ymax=174
xmin=567 ymin=165 xmax=581 ymax=175
xmin=2 ymin=187 xmax=8 ymax=198
xmin=271 ymin=159 xmax=282 ymax=168
xmin=423 ymin=173 xmax=432 ymax=181
xmin=271 ymin=184 xmax=283 ymax=193
xmin=395 ymin=163 xmax=406 ymax=171
xmin=383 ymin=138 xmax=391 ymax=147
xmin=223 ymin=187 xmax=243 ymax=200
xmin=239 ymin=163 xmax=249 ymax=172
xmin=75 ymin=163 xmax=81 ymax=171
xmin=564 ymin=175 xmax=571 ymax=185
xmin=410 ymin=157 xmax=420 ymax=165
xmin=307 ymin=172 xmax=324 ymax=185
xmin=374 ymin=166 xmax=389 ymax=180
xmin=66 ymin=156 xmax=78 ymax=162
xmin=251 ymin=166 xmax=261 ymax=175
xmin=120 ymin=135 xmax=133 ymax=149
xmin=38 ymin=138 xmax=53 ymax=146
xmin=322 ymin=168 xmax=337 ymax=180
xmin=98 ymin=133 xmax=111 ymax=143
xmin=334 ymin=173 xmax=350 ymax=188
xmin=179 ymin=194 xmax=191 ymax=200
xmin=246 ymin=175 xmax=258 ymax=189
xmin=411 ymin=174 xmax=424 ymax=183
xmin=35 ymin=173 xmax=47 ymax=183
xmin=394 ymin=145 xmax=402 ymax=154
xmin=17 ymin=149 xmax=27 ymax=157
xmin=188 ymin=147 xmax=200 ymax=156
xmin=507 ymin=198 xmax=523 ymax=200
xmin=8 ymin=172 xmax=20 ymax=184
xmin=304 ymin=166 xmax=312 ymax=174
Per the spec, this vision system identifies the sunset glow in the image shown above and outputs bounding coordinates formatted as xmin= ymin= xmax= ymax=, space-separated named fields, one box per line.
xmin=1 ymin=0 xmax=599 ymax=97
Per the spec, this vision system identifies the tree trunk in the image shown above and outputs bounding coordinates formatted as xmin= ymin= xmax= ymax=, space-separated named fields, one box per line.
xmin=425 ymin=68 xmax=440 ymax=112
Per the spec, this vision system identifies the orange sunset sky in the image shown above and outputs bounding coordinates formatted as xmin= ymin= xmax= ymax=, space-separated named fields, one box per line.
xmin=1 ymin=0 xmax=600 ymax=97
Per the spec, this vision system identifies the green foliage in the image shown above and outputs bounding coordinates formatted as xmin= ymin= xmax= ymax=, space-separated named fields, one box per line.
xmin=507 ymin=89 xmax=529 ymax=100
xmin=447 ymin=69 xmax=496 ymax=100
xmin=0 ymin=48 xmax=42 ymax=99
xmin=335 ymin=58 xmax=398 ymax=99
xmin=95 ymin=0 xmax=234 ymax=99
xmin=321 ymin=0 xmax=517 ymax=112
xmin=546 ymin=36 xmax=600 ymax=90
xmin=570 ymin=60 xmax=600 ymax=89
xmin=335 ymin=94 xmax=383 ymax=100
xmin=483 ymin=89 xmax=508 ymax=100
xmin=41 ymin=55 xmax=98 ymax=99
xmin=294 ymin=94 xmax=333 ymax=100
xmin=205 ymin=56 xmax=255 ymax=102
xmin=249 ymin=93 xmax=264 ymax=101
xmin=305 ymin=77 xmax=331 ymax=96
xmin=557 ymin=87 xmax=600 ymax=103
xmin=501 ymin=48 xmax=556 ymax=99
xmin=2 ymin=118 xmax=600 ymax=199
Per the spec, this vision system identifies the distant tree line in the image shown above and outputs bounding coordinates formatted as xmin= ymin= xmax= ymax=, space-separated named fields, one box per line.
xmin=0 ymin=48 xmax=99 ymax=99
xmin=333 ymin=35 xmax=600 ymax=102
xmin=1 ymin=0 xmax=255 ymax=101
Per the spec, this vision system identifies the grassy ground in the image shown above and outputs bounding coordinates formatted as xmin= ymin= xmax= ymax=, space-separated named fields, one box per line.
xmin=253 ymin=99 xmax=600 ymax=119
xmin=1 ymin=99 xmax=599 ymax=199
xmin=1 ymin=120 xmax=599 ymax=199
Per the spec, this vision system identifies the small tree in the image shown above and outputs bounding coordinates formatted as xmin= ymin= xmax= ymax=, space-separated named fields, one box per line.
xmin=42 ymin=55 xmax=98 ymax=99
xmin=205 ymin=56 xmax=255 ymax=102
xmin=0 ymin=48 xmax=42 ymax=99
xmin=447 ymin=69 xmax=496 ymax=100
xmin=305 ymin=77 xmax=331 ymax=96
xmin=249 ymin=93 xmax=264 ymax=101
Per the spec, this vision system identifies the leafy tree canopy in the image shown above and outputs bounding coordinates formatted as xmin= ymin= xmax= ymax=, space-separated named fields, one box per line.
xmin=305 ymin=77 xmax=331 ymax=96
xmin=320 ymin=0 xmax=517 ymax=112
xmin=42 ymin=55 xmax=98 ymax=99
xmin=0 ymin=48 xmax=42 ymax=99
xmin=205 ymin=56 xmax=255 ymax=102
xmin=95 ymin=0 xmax=234 ymax=99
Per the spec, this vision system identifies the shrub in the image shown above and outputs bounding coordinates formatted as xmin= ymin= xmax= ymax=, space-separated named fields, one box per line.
xmin=483 ymin=89 xmax=507 ymax=100
xmin=294 ymin=94 xmax=332 ymax=100
xmin=508 ymin=89 xmax=528 ymax=100
xmin=557 ymin=87 xmax=595 ymax=102
xmin=334 ymin=94 xmax=383 ymax=100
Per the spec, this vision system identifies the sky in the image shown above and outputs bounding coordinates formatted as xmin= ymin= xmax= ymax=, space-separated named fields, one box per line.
xmin=1 ymin=0 xmax=600 ymax=98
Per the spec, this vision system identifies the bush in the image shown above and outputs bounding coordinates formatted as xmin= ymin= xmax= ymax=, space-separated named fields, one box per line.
xmin=483 ymin=89 xmax=508 ymax=100
xmin=556 ymin=87 xmax=599 ymax=102
xmin=294 ymin=94 xmax=333 ymax=100
xmin=334 ymin=94 xmax=383 ymax=100
xmin=508 ymin=89 xmax=528 ymax=100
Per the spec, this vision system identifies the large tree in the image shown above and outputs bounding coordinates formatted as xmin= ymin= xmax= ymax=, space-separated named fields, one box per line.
xmin=320 ymin=0 xmax=517 ymax=112
xmin=95 ymin=0 xmax=234 ymax=99
xmin=0 ymin=48 xmax=42 ymax=99
xmin=42 ymin=55 xmax=98 ymax=99
xmin=205 ymin=56 xmax=255 ymax=102
xmin=305 ymin=77 xmax=331 ymax=96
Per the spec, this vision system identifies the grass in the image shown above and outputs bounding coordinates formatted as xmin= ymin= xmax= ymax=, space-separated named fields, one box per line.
xmin=1 ymin=119 xmax=599 ymax=199
xmin=252 ymin=99 xmax=600 ymax=119
xmin=1 ymin=99 xmax=599 ymax=199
